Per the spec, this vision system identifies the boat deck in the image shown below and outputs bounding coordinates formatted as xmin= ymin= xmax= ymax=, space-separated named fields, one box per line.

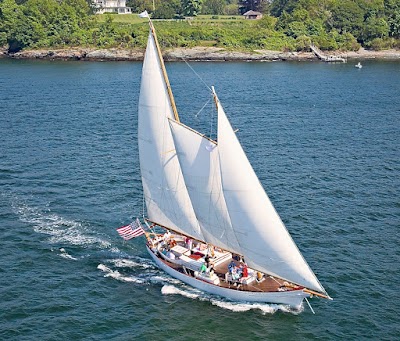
xmin=151 ymin=238 xmax=303 ymax=294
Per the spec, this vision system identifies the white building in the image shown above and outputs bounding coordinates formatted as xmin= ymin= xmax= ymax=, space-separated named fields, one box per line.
xmin=94 ymin=0 xmax=132 ymax=14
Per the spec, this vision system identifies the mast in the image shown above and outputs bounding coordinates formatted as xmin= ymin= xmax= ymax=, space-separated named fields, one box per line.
xmin=211 ymin=86 xmax=218 ymax=110
xmin=138 ymin=14 xmax=204 ymax=241
xmin=148 ymin=19 xmax=180 ymax=122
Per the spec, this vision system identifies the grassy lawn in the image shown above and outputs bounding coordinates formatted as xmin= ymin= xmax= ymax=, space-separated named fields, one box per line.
xmin=95 ymin=13 xmax=145 ymax=23
xmin=91 ymin=14 xmax=280 ymax=50
xmin=96 ymin=14 xmax=246 ymax=24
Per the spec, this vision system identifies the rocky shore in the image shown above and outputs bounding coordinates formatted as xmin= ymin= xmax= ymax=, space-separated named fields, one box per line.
xmin=1 ymin=46 xmax=399 ymax=62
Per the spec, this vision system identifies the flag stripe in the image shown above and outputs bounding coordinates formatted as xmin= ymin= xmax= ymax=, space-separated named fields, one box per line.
xmin=116 ymin=219 xmax=145 ymax=240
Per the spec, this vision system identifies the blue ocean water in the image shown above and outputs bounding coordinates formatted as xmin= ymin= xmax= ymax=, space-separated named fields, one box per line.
xmin=1 ymin=58 xmax=399 ymax=340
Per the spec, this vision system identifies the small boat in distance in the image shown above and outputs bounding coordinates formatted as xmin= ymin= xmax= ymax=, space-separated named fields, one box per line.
xmin=123 ymin=12 xmax=331 ymax=310
xmin=355 ymin=62 xmax=363 ymax=68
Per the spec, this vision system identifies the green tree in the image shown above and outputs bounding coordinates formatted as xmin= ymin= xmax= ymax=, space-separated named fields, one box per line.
xmin=0 ymin=0 xmax=20 ymax=46
xmin=330 ymin=0 xmax=364 ymax=40
xmin=256 ymin=15 xmax=277 ymax=30
xmin=127 ymin=0 xmax=155 ymax=13
xmin=0 ymin=0 xmax=42 ymax=51
xmin=153 ymin=1 xmax=178 ymax=19
xmin=202 ymin=0 xmax=225 ymax=15
xmin=384 ymin=0 xmax=400 ymax=38
xmin=364 ymin=16 xmax=389 ymax=40
xmin=269 ymin=0 xmax=298 ymax=17
xmin=238 ymin=0 xmax=266 ymax=14
xmin=182 ymin=0 xmax=202 ymax=16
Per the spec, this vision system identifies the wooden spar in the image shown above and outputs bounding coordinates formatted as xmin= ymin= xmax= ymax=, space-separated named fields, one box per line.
xmin=211 ymin=86 xmax=219 ymax=111
xmin=148 ymin=20 xmax=180 ymax=122
xmin=144 ymin=217 xmax=203 ymax=243
xmin=303 ymin=288 xmax=332 ymax=300
xmin=168 ymin=118 xmax=217 ymax=144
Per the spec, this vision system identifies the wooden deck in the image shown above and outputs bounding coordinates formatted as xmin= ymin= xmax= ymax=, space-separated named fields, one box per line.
xmin=154 ymin=241 xmax=303 ymax=294
xmin=310 ymin=44 xmax=346 ymax=63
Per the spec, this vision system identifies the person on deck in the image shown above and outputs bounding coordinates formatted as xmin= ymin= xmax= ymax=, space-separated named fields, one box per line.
xmin=185 ymin=237 xmax=192 ymax=251
xmin=228 ymin=260 xmax=236 ymax=273
xmin=204 ymin=254 xmax=211 ymax=268
xmin=199 ymin=262 xmax=207 ymax=274
xmin=231 ymin=267 xmax=240 ymax=281
xmin=208 ymin=263 xmax=215 ymax=276
xmin=169 ymin=238 xmax=177 ymax=248
xmin=163 ymin=230 xmax=171 ymax=242
xmin=256 ymin=271 xmax=264 ymax=282
xmin=207 ymin=244 xmax=215 ymax=258
xmin=241 ymin=263 xmax=248 ymax=278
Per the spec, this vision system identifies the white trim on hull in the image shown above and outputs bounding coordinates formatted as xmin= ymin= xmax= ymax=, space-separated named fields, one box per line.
xmin=146 ymin=245 xmax=309 ymax=309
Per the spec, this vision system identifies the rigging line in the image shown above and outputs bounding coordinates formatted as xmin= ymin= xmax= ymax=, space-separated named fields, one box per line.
xmin=209 ymin=99 xmax=213 ymax=140
xmin=180 ymin=57 xmax=212 ymax=92
xmin=142 ymin=191 xmax=145 ymax=218
xmin=305 ymin=297 xmax=315 ymax=314
xmin=194 ymin=98 xmax=211 ymax=118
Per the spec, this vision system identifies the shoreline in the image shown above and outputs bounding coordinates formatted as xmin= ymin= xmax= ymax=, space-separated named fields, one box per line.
xmin=1 ymin=46 xmax=400 ymax=62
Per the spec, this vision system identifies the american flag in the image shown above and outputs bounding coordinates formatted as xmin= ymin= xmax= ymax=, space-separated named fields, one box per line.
xmin=116 ymin=218 xmax=145 ymax=240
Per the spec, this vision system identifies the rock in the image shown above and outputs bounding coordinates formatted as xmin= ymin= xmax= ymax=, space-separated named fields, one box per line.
xmin=2 ymin=46 xmax=399 ymax=62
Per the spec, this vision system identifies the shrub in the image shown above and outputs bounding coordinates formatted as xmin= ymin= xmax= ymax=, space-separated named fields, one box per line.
xmin=368 ymin=37 xmax=395 ymax=50
xmin=295 ymin=35 xmax=311 ymax=51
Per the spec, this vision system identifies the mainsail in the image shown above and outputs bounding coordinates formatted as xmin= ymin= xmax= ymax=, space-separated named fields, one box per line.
xmin=138 ymin=30 xmax=203 ymax=241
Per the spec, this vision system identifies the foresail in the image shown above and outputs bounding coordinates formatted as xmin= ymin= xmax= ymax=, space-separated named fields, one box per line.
xmin=216 ymin=92 xmax=326 ymax=294
xmin=169 ymin=120 xmax=242 ymax=254
xmin=138 ymin=31 xmax=203 ymax=241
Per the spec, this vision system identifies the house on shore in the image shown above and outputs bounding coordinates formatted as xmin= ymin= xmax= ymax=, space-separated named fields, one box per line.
xmin=243 ymin=10 xmax=263 ymax=20
xmin=94 ymin=0 xmax=132 ymax=14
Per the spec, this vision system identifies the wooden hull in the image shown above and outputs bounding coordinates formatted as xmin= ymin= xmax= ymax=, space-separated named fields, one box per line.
xmin=146 ymin=245 xmax=309 ymax=309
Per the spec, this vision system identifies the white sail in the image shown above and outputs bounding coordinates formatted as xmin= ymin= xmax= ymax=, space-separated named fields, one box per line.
xmin=169 ymin=120 xmax=242 ymax=254
xmin=216 ymin=91 xmax=326 ymax=293
xmin=138 ymin=31 xmax=203 ymax=240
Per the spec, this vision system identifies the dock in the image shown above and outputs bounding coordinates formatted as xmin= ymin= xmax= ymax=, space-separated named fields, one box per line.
xmin=310 ymin=44 xmax=346 ymax=63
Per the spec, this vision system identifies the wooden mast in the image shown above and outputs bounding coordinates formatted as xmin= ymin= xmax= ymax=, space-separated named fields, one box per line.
xmin=211 ymin=86 xmax=219 ymax=111
xmin=148 ymin=19 xmax=180 ymax=122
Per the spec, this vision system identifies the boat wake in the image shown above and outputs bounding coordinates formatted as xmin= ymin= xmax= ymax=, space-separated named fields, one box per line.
xmin=11 ymin=197 xmax=114 ymax=251
xmin=108 ymin=257 xmax=154 ymax=270
xmin=97 ymin=257 xmax=182 ymax=285
xmin=161 ymin=284 xmax=303 ymax=314
xmin=58 ymin=247 xmax=78 ymax=260
xmin=9 ymin=196 xmax=305 ymax=313
xmin=97 ymin=264 xmax=146 ymax=283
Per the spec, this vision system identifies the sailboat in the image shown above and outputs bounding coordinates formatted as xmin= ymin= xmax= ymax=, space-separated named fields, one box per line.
xmin=134 ymin=16 xmax=331 ymax=310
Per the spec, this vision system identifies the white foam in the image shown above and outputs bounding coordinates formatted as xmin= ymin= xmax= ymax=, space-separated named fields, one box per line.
xmin=12 ymin=199 xmax=112 ymax=250
xmin=160 ymin=284 xmax=303 ymax=314
xmin=97 ymin=264 xmax=145 ymax=283
xmin=149 ymin=275 xmax=182 ymax=285
xmin=109 ymin=257 xmax=155 ymax=270
xmin=161 ymin=285 xmax=200 ymax=299
xmin=59 ymin=248 xmax=78 ymax=261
